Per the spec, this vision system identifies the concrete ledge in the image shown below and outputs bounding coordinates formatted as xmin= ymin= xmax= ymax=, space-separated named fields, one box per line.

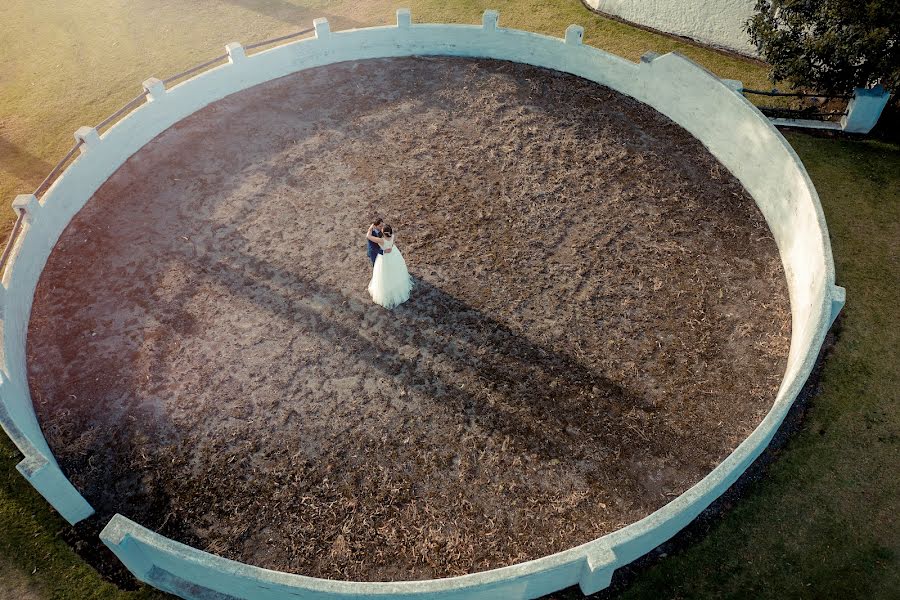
xmin=74 ymin=126 xmax=101 ymax=151
xmin=11 ymin=194 xmax=40 ymax=223
xmin=842 ymin=85 xmax=892 ymax=134
xmin=225 ymin=43 xmax=246 ymax=64
xmin=4 ymin=7 xmax=842 ymax=599
xmin=101 ymin=514 xmax=540 ymax=599
xmin=142 ymin=78 xmax=166 ymax=101
xmin=16 ymin=452 xmax=94 ymax=524
xmin=0 ymin=375 xmax=93 ymax=524
xmin=771 ymin=117 xmax=842 ymax=131
xmin=578 ymin=546 xmax=617 ymax=594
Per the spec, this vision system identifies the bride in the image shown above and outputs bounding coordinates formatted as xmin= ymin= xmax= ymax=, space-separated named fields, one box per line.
xmin=367 ymin=224 xmax=413 ymax=309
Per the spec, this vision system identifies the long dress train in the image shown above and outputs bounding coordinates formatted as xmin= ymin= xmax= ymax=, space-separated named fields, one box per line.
xmin=368 ymin=235 xmax=413 ymax=309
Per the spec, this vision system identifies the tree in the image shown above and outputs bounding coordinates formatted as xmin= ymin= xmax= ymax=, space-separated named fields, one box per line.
xmin=747 ymin=0 xmax=900 ymax=95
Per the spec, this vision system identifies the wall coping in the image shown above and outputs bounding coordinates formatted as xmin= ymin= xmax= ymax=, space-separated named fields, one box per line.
xmin=1 ymin=8 xmax=842 ymax=598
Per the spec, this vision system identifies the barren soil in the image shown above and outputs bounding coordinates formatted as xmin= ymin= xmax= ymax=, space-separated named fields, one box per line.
xmin=28 ymin=57 xmax=790 ymax=581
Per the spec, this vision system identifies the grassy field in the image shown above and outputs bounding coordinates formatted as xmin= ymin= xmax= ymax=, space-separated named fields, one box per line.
xmin=1 ymin=1 xmax=898 ymax=599
xmin=0 ymin=0 xmax=777 ymax=231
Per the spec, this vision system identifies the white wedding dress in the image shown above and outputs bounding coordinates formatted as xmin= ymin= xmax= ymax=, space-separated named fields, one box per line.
xmin=368 ymin=235 xmax=413 ymax=309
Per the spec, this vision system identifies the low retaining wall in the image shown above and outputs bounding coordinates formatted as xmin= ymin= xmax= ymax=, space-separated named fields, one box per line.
xmin=583 ymin=0 xmax=757 ymax=56
xmin=0 ymin=196 xmax=94 ymax=524
xmin=1 ymin=8 xmax=843 ymax=599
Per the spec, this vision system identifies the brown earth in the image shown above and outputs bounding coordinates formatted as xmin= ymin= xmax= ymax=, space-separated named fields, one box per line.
xmin=28 ymin=57 xmax=790 ymax=582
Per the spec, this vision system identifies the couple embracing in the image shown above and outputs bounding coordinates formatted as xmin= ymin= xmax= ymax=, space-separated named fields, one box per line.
xmin=366 ymin=217 xmax=413 ymax=309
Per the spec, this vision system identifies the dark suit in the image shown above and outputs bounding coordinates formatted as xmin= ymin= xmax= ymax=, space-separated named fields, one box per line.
xmin=367 ymin=227 xmax=384 ymax=265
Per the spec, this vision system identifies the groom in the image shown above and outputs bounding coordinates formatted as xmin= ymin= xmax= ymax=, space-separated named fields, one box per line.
xmin=366 ymin=217 xmax=385 ymax=265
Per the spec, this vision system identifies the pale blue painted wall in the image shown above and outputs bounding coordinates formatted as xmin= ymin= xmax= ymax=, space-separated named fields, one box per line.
xmin=2 ymin=8 xmax=844 ymax=598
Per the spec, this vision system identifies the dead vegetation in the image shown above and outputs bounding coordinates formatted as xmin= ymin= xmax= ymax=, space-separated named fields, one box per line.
xmin=28 ymin=58 xmax=790 ymax=581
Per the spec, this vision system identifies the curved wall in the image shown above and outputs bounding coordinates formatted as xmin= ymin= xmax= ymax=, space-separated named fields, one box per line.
xmin=584 ymin=0 xmax=757 ymax=56
xmin=0 ymin=9 xmax=843 ymax=599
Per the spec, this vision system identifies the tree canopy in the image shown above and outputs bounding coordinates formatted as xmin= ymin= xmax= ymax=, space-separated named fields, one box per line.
xmin=747 ymin=0 xmax=899 ymax=95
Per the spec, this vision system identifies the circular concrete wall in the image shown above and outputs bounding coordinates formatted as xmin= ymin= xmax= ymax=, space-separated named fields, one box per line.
xmin=0 ymin=9 xmax=843 ymax=600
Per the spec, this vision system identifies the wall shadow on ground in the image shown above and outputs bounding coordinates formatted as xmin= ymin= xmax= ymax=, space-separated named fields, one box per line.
xmin=42 ymin=205 xmax=688 ymax=585
xmin=220 ymin=0 xmax=371 ymax=30
xmin=171 ymin=227 xmax=668 ymax=467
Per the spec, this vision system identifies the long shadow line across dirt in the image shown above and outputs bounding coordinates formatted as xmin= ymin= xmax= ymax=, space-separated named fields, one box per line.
xmin=176 ymin=232 xmax=670 ymax=465
xmin=28 ymin=56 xmax=790 ymax=582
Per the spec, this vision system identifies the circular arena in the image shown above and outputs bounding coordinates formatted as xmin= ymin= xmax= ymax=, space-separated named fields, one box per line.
xmin=0 ymin=10 xmax=843 ymax=600
xmin=31 ymin=55 xmax=789 ymax=581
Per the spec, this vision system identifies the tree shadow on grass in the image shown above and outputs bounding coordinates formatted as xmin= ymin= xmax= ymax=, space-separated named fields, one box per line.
xmin=0 ymin=135 xmax=52 ymax=183
xmin=220 ymin=0 xmax=374 ymax=30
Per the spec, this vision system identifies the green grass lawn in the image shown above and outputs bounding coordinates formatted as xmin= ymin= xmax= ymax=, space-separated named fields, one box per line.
xmin=1 ymin=1 xmax=898 ymax=599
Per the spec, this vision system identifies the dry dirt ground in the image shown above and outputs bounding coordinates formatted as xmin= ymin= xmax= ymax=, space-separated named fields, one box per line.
xmin=28 ymin=57 xmax=790 ymax=582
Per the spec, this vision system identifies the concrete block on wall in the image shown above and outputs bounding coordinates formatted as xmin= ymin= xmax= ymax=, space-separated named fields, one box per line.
xmin=12 ymin=194 xmax=40 ymax=223
xmin=225 ymin=42 xmax=246 ymax=64
xmin=565 ymin=25 xmax=584 ymax=45
xmin=842 ymin=85 xmax=892 ymax=134
xmin=578 ymin=546 xmax=618 ymax=595
xmin=313 ymin=18 xmax=331 ymax=40
xmin=16 ymin=453 xmax=94 ymax=524
xmin=397 ymin=8 xmax=412 ymax=29
xmin=720 ymin=78 xmax=744 ymax=93
xmin=74 ymin=126 xmax=101 ymax=153
xmin=142 ymin=78 xmax=166 ymax=101
xmin=482 ymin=10 xmax=499 ymax=30
xmin=830 ymin=285 xmax=846 ymax=328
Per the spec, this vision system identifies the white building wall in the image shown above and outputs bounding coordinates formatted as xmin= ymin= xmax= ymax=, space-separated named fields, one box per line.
xmin=585 ymin=0 xmax=757 ymax=56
